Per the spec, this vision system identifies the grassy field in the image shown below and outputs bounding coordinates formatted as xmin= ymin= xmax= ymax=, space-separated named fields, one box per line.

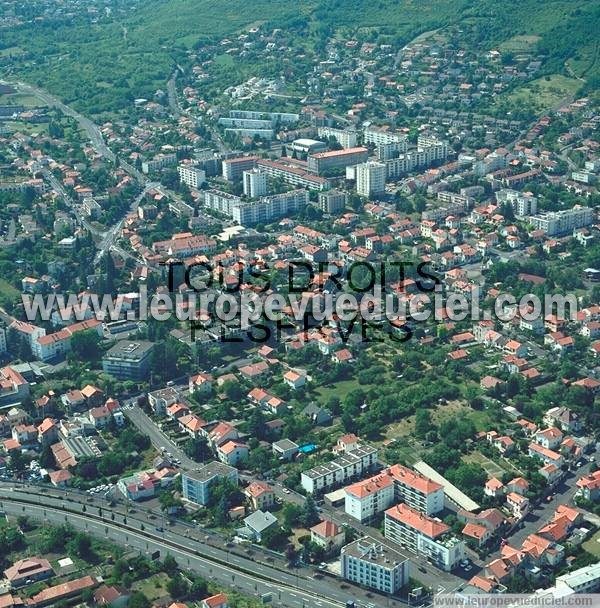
xmin=430 ymin=400 xmax=492 ymax=432
xmin=0 ymin=46 xmax=25 ymax=57
xmin=504 ymin=74 xmax=581 ymax=111
xmin=132 ymin=572 xmax=171 ymax=602
xmin=0 ymin=92 xmax=46 ymax=108
xmin=583 ymin=530 xmax=600 ymax=559
xmin=0 ymin=277 xmax=20 ymax=302
xmin=498 ymin=35 xmax=541 ymax=53
xmin=314 ymin=378 xmax=366 ymax=403
xmin=463 ymin=451 xmax=506 ymax=478
xmin=5 ymin=121 xmax=49 ymax=137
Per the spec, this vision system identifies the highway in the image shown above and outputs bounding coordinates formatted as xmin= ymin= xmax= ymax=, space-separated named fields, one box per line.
xmin=0 ymin=482 xmax=404 ymax=608
xmin=123 ymin=401 xmax=467 ymax=592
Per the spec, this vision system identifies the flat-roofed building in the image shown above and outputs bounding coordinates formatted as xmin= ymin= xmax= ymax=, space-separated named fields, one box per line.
xmin=290 ymin=138 xmax=327 ymax=156
xmin=340 ymin=536 xmax=409 ymax=594
xmin=222 ymin=156 xmax=259 ymax=182
xmin=318 ymin=189 xmax=347 ymax=214
xmin=242 ymin=168 xmax=268 ymax=198
xmin=182 ymin=461 xmax=238 ymax=506
xmin=178 ymin=165 xmax=206 ymax=189
xmin=356 ymin=161 xmax=386 ymax=198
xmin=301 ymin=445 xmax=378 ymax=494
xmin=102 ymin=341 xmax=154 ymax=380
xmin=317 ymin=126 xmax=358 ymax=149
xmin=307 ymin=147 xmax=369 ymax=176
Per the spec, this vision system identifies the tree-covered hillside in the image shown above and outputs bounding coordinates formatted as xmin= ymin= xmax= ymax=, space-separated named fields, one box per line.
xmin=0 ymin=0 xmax=597 ymax=115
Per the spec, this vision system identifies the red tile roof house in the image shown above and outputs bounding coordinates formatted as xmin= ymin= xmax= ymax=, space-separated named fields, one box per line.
xmin=245 ymin=481 xmax=275 ymax=511
xmin=506 ymin=477 xmax=529 ymax=496
xmin=201 ymin=594 xmax=229 ymax=608
xmin=48 ymin=469 xmax=73 ymax=487
xmin=189 ymin=372 xmax=213 ymax=395
xmin=310 ymin=519 xmax=345 ymax=551
xmin=28 ymin=575 xmax=97 ymax=607
xmin=484 ymin=477 xmax=505 ymax=498
xmin=88 ymin=406 xmax=111 ymax=429
xmin=3 ymin=558 xmax=54 ymax=587
xmin=94 ymin=584 xmax=130 ymax=608
xmin=462 ymin=522 xmax=491 ymax=547
xmin=283 ymin=369 xmax=306 ymax=389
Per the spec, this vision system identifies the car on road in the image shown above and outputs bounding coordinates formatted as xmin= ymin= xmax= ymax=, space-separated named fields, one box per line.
xmin=282 ymin=488 xmax=291 ymax=494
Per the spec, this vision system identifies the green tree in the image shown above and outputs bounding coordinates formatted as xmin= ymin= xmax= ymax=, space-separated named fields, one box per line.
xmin=128 ymin=592 xmax=151 ymax=608
xmin=70 ymin=330 xmax=102 ymax=361
xmin=300 ymin=495 xmax=320 ymax=528
xmin=166 ymin=574 xmax=188 ymax=599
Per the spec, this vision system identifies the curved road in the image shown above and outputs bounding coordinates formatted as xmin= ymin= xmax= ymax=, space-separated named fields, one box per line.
xmin=0 ymin=483 xmax=403 ymax=608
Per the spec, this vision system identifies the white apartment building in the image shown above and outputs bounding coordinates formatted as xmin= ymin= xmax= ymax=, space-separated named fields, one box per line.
xmin=356 ymin=161 xmax=386 ymax=198
xmin=385 ymin=140 xmax=449 ymax=180
xmin=495 ymin=189 xmax=537 ymax=217
xmin=364 ymin=126 xmax=407 ymax=147
xmin=178 ymin=165 xmax=207 ymax=189
xmin=340 ymin=536 xmax=409 ymax=594
xmin=228 ymin=109 xmax=299 ymax=123
xmin=384 ymin=503 xmax=465 ymax=571
xmin=345 ymin=473 xmax=395 ymax=522
xmin=377 ymin=140 xmax=409 ymax=161
xmin=317 ymin=126 xmax=358 ymax=149
xmin=222 ymin=156 xmax=258 ymax=182
xmin=529 ymin=205 xmax=594 ymax=236
xmin=388 ymin=463 xmax=445 ymax=515
xmin=555 ymin=562 xmax=600 ymax=593
xmin=318 ymin=190 xmax=347 ymax=214
xmin=203 ymin=189 xmax=241 ymax=215
xmin=182 ymin=462 xmax=239 ymax=506
xmin=256 ymin=158 xmax=330 ymax=191
xmin=242 ymin=168 xmax=268 ymax=198
xmin=232 ymin=190 xmax=309 ymax=226
xmin=343 ymin=463 xmax=444 ymax=521
xmin=301 ymin=445 xmax=378 ymax=494
xmin=141 ymin=153 xmax=177 ymax=174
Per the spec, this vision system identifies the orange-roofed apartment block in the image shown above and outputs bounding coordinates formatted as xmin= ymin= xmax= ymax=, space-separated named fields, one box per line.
xmin=384 ymin=503 xmax=465 ymax=571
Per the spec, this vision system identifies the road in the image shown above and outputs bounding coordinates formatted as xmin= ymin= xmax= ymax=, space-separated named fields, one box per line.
xmin=124 ymin=404 xmax=199 ymax=470
xmin=8 ymin=81 xmax=115 ymax=164
xmin=0 ymin=483 xmax=403 ymax=608
xmin=497 ymin=455 xmax=597 ymax=552
xmin=124 ymin=399 xmax=468 ymax=592
xmin=93 ymin=182 xmax=158 ymax=266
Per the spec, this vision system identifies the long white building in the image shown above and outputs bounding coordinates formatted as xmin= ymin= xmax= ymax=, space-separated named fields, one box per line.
xmin=300 ymin=445 xmax=378 ymax=494
xmin=495 ymin=189 xmax=537 ymax=217
xmin=363 ymin=126 xmax=407 ymax=147
xmin=203 ymin=188 xmax=309 ymax=225
xmin=529 ymin=205 xmax=594 ymax=236
xmin=385 ymin=140 xmax=449 ymax=180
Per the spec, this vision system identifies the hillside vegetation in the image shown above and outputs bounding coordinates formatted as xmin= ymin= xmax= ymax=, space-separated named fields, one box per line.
xmin=0 ymin=0 xmax=597 ymax=115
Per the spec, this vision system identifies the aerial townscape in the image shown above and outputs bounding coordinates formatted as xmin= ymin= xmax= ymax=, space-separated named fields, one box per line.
xmin=0 ymin=1 xmax=600 ymax=607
